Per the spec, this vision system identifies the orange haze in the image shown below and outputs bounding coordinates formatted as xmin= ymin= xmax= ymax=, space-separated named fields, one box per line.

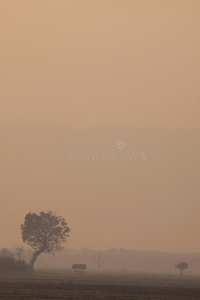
xmin=0 ymin=1 xmax=200 ymax=253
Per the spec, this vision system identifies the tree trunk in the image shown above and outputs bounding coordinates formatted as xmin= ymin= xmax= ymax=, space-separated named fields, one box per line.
xmin=28 ymin=249 xmax=44 ymax=272
xmin=181 ymin=270 xmax=183 ymax=276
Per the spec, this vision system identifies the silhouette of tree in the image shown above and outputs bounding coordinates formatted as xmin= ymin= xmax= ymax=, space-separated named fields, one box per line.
xmin=0 ymin=248 xmax=13 ymax=258
xmin=14 ymin=246 xmax=25 ymax=262
xmin=94 ymin=251 xmax=105 ymax=271
xmin=175 ymin=262 xmax=188 ymax=276
xmin=21 ymin=211 xmax=70 ymax=271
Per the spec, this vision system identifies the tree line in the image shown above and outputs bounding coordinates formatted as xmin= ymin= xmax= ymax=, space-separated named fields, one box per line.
xmin=0 ymin=211 xmax=190 ymax=275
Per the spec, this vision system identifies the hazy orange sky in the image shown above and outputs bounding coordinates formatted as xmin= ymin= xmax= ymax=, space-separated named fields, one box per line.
xmin=1 ymin=1 xmax=200 ymax=253
xmin=1 ymin=0 xmax=199 ymax=128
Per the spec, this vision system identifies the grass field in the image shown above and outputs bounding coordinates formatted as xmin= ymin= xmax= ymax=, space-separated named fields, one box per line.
xmin=0 ymin=271 xmax=200 ymax=299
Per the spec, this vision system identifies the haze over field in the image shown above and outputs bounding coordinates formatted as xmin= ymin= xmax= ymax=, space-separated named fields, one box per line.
xmin=0 ymin=0 xmax=200 ymax=258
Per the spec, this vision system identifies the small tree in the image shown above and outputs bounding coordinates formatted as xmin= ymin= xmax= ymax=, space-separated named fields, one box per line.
xmin=175 ymin=262 xmax=188 ymax=276
xmin=14 ymin=246 xmax=25 ymax=262
xmin=21 ymin=211 xmax=70 ymax=271
xmin=0 ymin=248 xmax=13 ymax=258
xmin=94 ymin=251 xmax=105 ymax=271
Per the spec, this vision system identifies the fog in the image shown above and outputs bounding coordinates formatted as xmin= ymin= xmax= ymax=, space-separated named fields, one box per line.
xmin=37 ymin=248 xmax=200 ymax=275
xmin=1 ymin=123 xmax=200 ymax=253
xmin=0 ymin=0 xmax=200 ymax=274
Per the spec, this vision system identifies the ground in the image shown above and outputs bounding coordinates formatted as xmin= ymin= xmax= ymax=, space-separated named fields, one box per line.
xmin=0 ymin=271 xmax=200 ymax=299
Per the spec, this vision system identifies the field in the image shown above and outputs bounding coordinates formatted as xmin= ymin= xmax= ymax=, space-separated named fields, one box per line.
xmin=0 ymin=271 xmax=200 ymax=299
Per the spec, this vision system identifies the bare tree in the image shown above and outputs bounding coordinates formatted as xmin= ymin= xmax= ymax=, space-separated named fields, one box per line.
xmin=14 ymin=246 xmax=25 ymax=262
xmin=94 ymin=251 xmax=105 ymax=271
xmin=175 ymin=262 xmax=188 ymax=276
xmin=21 ymin=211 xmax=70 ymax=271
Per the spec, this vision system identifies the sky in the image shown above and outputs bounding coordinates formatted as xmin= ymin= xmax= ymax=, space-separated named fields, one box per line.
xmin=0 ymin=0 xmax=200 ymax=253
xmin=1 ymin=0 xmax=200 ymax=129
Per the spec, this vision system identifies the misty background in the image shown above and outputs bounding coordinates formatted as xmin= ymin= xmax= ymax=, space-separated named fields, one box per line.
xmin=1 ymin=123 xmax=199 ymax=252
xmin=0 ymin=0 xmax=200 ymax=275
xmin=1 ymin=246 xmax=200 ymax=275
